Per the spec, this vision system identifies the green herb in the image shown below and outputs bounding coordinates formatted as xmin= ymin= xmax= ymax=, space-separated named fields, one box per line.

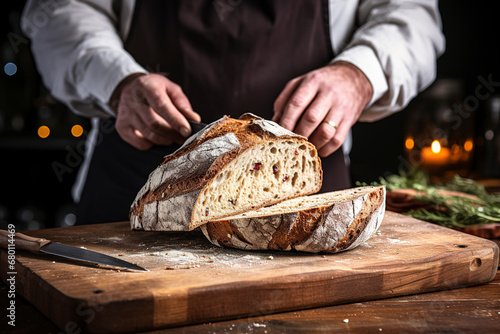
xmin=357 ymin=168 xmax=500 ymax=227
xmin=409 ymin=189 xmax=500 ymax=227
xmin=357 ymin=167 xmax=430 ymax=191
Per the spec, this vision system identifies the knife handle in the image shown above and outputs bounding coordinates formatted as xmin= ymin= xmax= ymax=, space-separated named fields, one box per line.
xmin=0 ymin=230 xmax=51 ymax=252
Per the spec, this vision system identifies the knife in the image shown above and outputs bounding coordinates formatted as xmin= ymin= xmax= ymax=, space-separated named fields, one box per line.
xmin=188 ymin=119 xmax=208 ymax=134
xmin=0 ymin=230 xmax=148 ymax=272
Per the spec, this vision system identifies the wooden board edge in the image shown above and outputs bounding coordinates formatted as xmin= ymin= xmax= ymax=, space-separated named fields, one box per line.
xmin=139 ymin=243 xmax=500 ymax=330
xmin=0 ymin=249 xmax=156 ymax=334
xmin=1 ymin=250 xmax=83 ymax=332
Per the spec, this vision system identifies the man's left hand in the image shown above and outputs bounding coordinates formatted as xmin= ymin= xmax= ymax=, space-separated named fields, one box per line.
xmin=273 ymin=61 xmax=373 ymax=157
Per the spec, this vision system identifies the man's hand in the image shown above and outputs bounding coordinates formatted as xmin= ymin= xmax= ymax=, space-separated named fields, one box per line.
xmin=273 ymin=62 xmax=373 ymax=157
xmin=111 ymin=73 xmax=201 ymax=150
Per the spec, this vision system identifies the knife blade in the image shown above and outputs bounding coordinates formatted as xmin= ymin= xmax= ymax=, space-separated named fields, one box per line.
xmin=188 ymin=119 xmax=208 ymax=134
xmin=0 ymin=230 xmax=148 ymax=272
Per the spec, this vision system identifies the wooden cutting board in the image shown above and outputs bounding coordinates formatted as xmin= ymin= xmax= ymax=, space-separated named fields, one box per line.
xmin=1 ymin=212 xmax=498 ymax=333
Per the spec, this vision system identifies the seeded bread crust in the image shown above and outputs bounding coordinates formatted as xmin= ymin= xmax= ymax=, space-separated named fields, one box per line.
xmin=200 ymin=186 xmax=386 ymax=253
xmin=130 ymin=113 xmax=323 ymax=231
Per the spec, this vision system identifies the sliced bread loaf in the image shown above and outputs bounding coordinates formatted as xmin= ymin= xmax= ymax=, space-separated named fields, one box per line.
xmin=130 ymin=113 xmax=323 ymax=231
xmin=200 ymin=186 xmax=386 ymax=253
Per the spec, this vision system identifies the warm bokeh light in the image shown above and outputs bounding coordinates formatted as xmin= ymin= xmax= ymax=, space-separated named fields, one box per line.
xmin=71 ymin=124 xmax=84 ymax=137
xmin=405 ymin=137 xmax=414 ymax=150
xmin=464 ymin=139 xmax=473 ymax=152
xmin=451 ymin=144 xmax=460 ymax=155
xmin=37 ymin=125 xmax=50 ymax=139
xmin=431 ymin=140 xmax=441 ymax=154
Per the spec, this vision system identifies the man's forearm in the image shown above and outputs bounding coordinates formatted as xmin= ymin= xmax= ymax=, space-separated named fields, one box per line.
xmin=22 ymin=0 xmax=145 ymax=118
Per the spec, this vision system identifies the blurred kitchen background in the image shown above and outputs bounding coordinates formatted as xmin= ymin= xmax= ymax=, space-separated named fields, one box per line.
xmin=1 ymin=1 xmax=499 ymax=230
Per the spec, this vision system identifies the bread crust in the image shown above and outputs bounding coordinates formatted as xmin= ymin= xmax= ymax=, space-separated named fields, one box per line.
xmin=201 ymin=186 xmax=386 ymax=253
xmin=130 ymin=113 xmax=323 ymax=231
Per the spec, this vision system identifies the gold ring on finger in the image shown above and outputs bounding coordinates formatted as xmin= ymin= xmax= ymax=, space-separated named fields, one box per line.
xmin=324 ymin=120 xmax=338 ymax=130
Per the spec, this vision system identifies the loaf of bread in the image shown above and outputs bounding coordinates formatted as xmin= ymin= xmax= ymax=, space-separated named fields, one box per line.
xmin=130 ymin=113 xmax=323 ymax=231
xmin=200 ymin=186 xmax=385 ymax=253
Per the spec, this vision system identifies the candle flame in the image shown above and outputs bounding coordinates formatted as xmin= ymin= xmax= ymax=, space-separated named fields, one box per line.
xmin=431 ymin=140 xmax=441 ymax=154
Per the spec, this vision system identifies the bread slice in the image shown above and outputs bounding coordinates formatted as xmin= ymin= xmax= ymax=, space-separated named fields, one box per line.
xmin=200 ymin=186 xmax=386 ymax=253
xmin=130 ymin=113 xmax=323 ymax=231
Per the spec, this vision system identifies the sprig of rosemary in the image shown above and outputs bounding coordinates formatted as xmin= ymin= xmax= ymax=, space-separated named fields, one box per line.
xmin=369 ymin=168 xmax=429 ymax=192
xmin=410 ymin=189 xmax=500 ymax=227
xmin=357 ymin=168 xmax=500 ymax=227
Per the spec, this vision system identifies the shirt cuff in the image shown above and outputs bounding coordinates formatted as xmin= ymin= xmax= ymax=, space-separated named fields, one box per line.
xmin=80 ymin=50 xmax=147 ymax=116
xmin=330 ymin=45 xmax=388 ymax=108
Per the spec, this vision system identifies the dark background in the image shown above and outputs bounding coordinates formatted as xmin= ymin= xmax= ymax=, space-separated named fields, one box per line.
xmin=1 ymin=1 xmax=499 ymax=230
xmin=350 ymin=1 xmax=500 ymax=183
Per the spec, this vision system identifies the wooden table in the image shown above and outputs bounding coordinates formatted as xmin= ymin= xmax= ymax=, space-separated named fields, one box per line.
xmin=1 ymin=268 xmax=499 ymax=333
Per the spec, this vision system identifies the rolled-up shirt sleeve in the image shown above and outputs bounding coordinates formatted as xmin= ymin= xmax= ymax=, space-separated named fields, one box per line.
xmin=21 ymin=0 xmax=146 ymax=118
xmin=332 ymin=0 xmax=446 ymax=122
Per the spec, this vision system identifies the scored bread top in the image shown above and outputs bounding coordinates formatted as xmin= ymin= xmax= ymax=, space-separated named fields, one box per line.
xmin=162 ymin=113 xmax=306 ymax=165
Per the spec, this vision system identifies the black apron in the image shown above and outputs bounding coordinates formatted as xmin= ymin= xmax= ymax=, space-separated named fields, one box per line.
xmin=76 ymin=0 xmax=351 ymax=224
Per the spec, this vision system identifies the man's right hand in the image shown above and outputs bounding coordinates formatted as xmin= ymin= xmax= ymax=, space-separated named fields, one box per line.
xmin=111 ymin=73 xmax=201 ymax=150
